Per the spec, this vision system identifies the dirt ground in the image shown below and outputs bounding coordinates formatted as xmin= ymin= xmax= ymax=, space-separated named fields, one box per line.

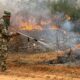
xmin=0 ymin=52 xmax=80 ymax=80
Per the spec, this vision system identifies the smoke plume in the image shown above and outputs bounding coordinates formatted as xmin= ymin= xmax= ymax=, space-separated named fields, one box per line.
xmin=0 ymin=0 xmax=79 ymax=50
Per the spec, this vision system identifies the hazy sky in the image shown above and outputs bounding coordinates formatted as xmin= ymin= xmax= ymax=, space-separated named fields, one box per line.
xmin=0 ymin=0 xmax=6 ymax=5
xmin=0 ymin=0 xmax=19 ymax=4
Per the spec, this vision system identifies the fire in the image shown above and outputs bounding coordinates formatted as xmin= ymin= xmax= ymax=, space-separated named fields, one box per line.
xmin=18 ymin=17 xmax=63 ymax=31
xmin=75 ymin=44 xmax=80 ymax=49
xmin=51 ymin=25 xmax=67 ymax=35
xmin=51 ymin=25 xmax=60 ymax=30
xmin=19 ymin=18 xmax=52 ymax=31
xmin=19 ymin=21 xmax=42 ymax=31
xmin=20 ymin=22 xmax=33 ymax=31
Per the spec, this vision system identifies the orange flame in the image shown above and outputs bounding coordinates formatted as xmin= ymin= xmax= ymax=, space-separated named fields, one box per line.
xmin=51 ymin=25 xmax=60 ymax=30
xmin=19 ymin=21 xmax=42 ymax=31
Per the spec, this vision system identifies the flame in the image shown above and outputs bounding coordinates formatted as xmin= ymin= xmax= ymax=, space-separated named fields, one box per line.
xmin=18 ymin=16 xmax=63 ymax=31
xmin=75 ymin=44 xmax=80 ymax=49
xmin=19 ymin=18 xmax=52 ymax=31
xmin=51 ymin=25 xmax=60 ymax=30
xmin=19 ymin=21 xmax=42 ymax=31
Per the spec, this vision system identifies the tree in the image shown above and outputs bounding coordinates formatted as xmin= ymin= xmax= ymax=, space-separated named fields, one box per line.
xmin=49 ymin=0 xmax=80 ymax=20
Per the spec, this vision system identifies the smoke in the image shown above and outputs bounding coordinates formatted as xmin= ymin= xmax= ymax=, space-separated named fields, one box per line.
xmin=61 ymin=20 xmax=74 ymax=32
xmin=0 ymin=0 xmax=79 ymax=50
xmin=0 ymin=0 xmax=51 ymax=26
xmin=0 ymin=0 xmax=74 ymax=31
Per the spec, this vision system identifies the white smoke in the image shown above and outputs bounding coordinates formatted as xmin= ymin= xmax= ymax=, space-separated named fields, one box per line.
xmin=0 ymin=0 xmax=79 ymax=50
xmin=0 ymin=0 xmax=51 ymax=26
xmin=61 ymin=20 xmax=74 ymax=32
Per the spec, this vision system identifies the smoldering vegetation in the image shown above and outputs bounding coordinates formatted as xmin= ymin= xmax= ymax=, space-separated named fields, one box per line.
xmin=0 ymin=0 xmax=80 ymax=53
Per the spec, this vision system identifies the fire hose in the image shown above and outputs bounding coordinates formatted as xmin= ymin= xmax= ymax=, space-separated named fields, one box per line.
xmin=18 ymin=31 xmax=52 ymax=49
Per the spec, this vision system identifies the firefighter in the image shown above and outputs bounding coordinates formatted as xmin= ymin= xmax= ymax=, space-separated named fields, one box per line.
xmin=0 ymin=25 xmax=7 ymax=71
xmin=0 ymin=11 xmax=11 ymax=71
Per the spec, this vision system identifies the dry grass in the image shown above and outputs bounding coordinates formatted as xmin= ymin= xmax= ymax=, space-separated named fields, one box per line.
xmin=7 ymin=51 xmax=64 ymax=64
xmin=0 ymin=51 xmax=80 ymax=80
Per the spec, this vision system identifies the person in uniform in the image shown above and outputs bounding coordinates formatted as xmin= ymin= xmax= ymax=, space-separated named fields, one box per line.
xmin=0 ymin=24 xmax=7 ymax=71
xmin=0 ymin=11 xmax=11 ymax=71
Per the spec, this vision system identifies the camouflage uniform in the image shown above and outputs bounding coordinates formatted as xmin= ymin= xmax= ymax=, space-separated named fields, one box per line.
xmin=0 ymin=27 xmax=8 ymax=71
xmin=0 ymin=11 xmax=11 ymax=71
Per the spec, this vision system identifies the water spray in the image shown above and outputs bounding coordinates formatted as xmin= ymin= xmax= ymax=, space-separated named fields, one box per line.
xmin=18 ymin=31 xmax=52 ymax=49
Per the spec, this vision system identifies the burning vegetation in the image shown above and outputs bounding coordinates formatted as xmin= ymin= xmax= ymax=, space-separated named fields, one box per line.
xmin=0 ymin=0 xmax=80 ymax=80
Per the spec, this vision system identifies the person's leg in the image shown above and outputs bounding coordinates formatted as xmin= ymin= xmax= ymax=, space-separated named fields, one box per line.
xmin=1 ymin=60 xmax=7 ymax=72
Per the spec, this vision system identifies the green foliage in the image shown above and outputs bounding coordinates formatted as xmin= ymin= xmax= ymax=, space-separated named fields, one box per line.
xmin=49 ymin=0 xmax=80 ymax=20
